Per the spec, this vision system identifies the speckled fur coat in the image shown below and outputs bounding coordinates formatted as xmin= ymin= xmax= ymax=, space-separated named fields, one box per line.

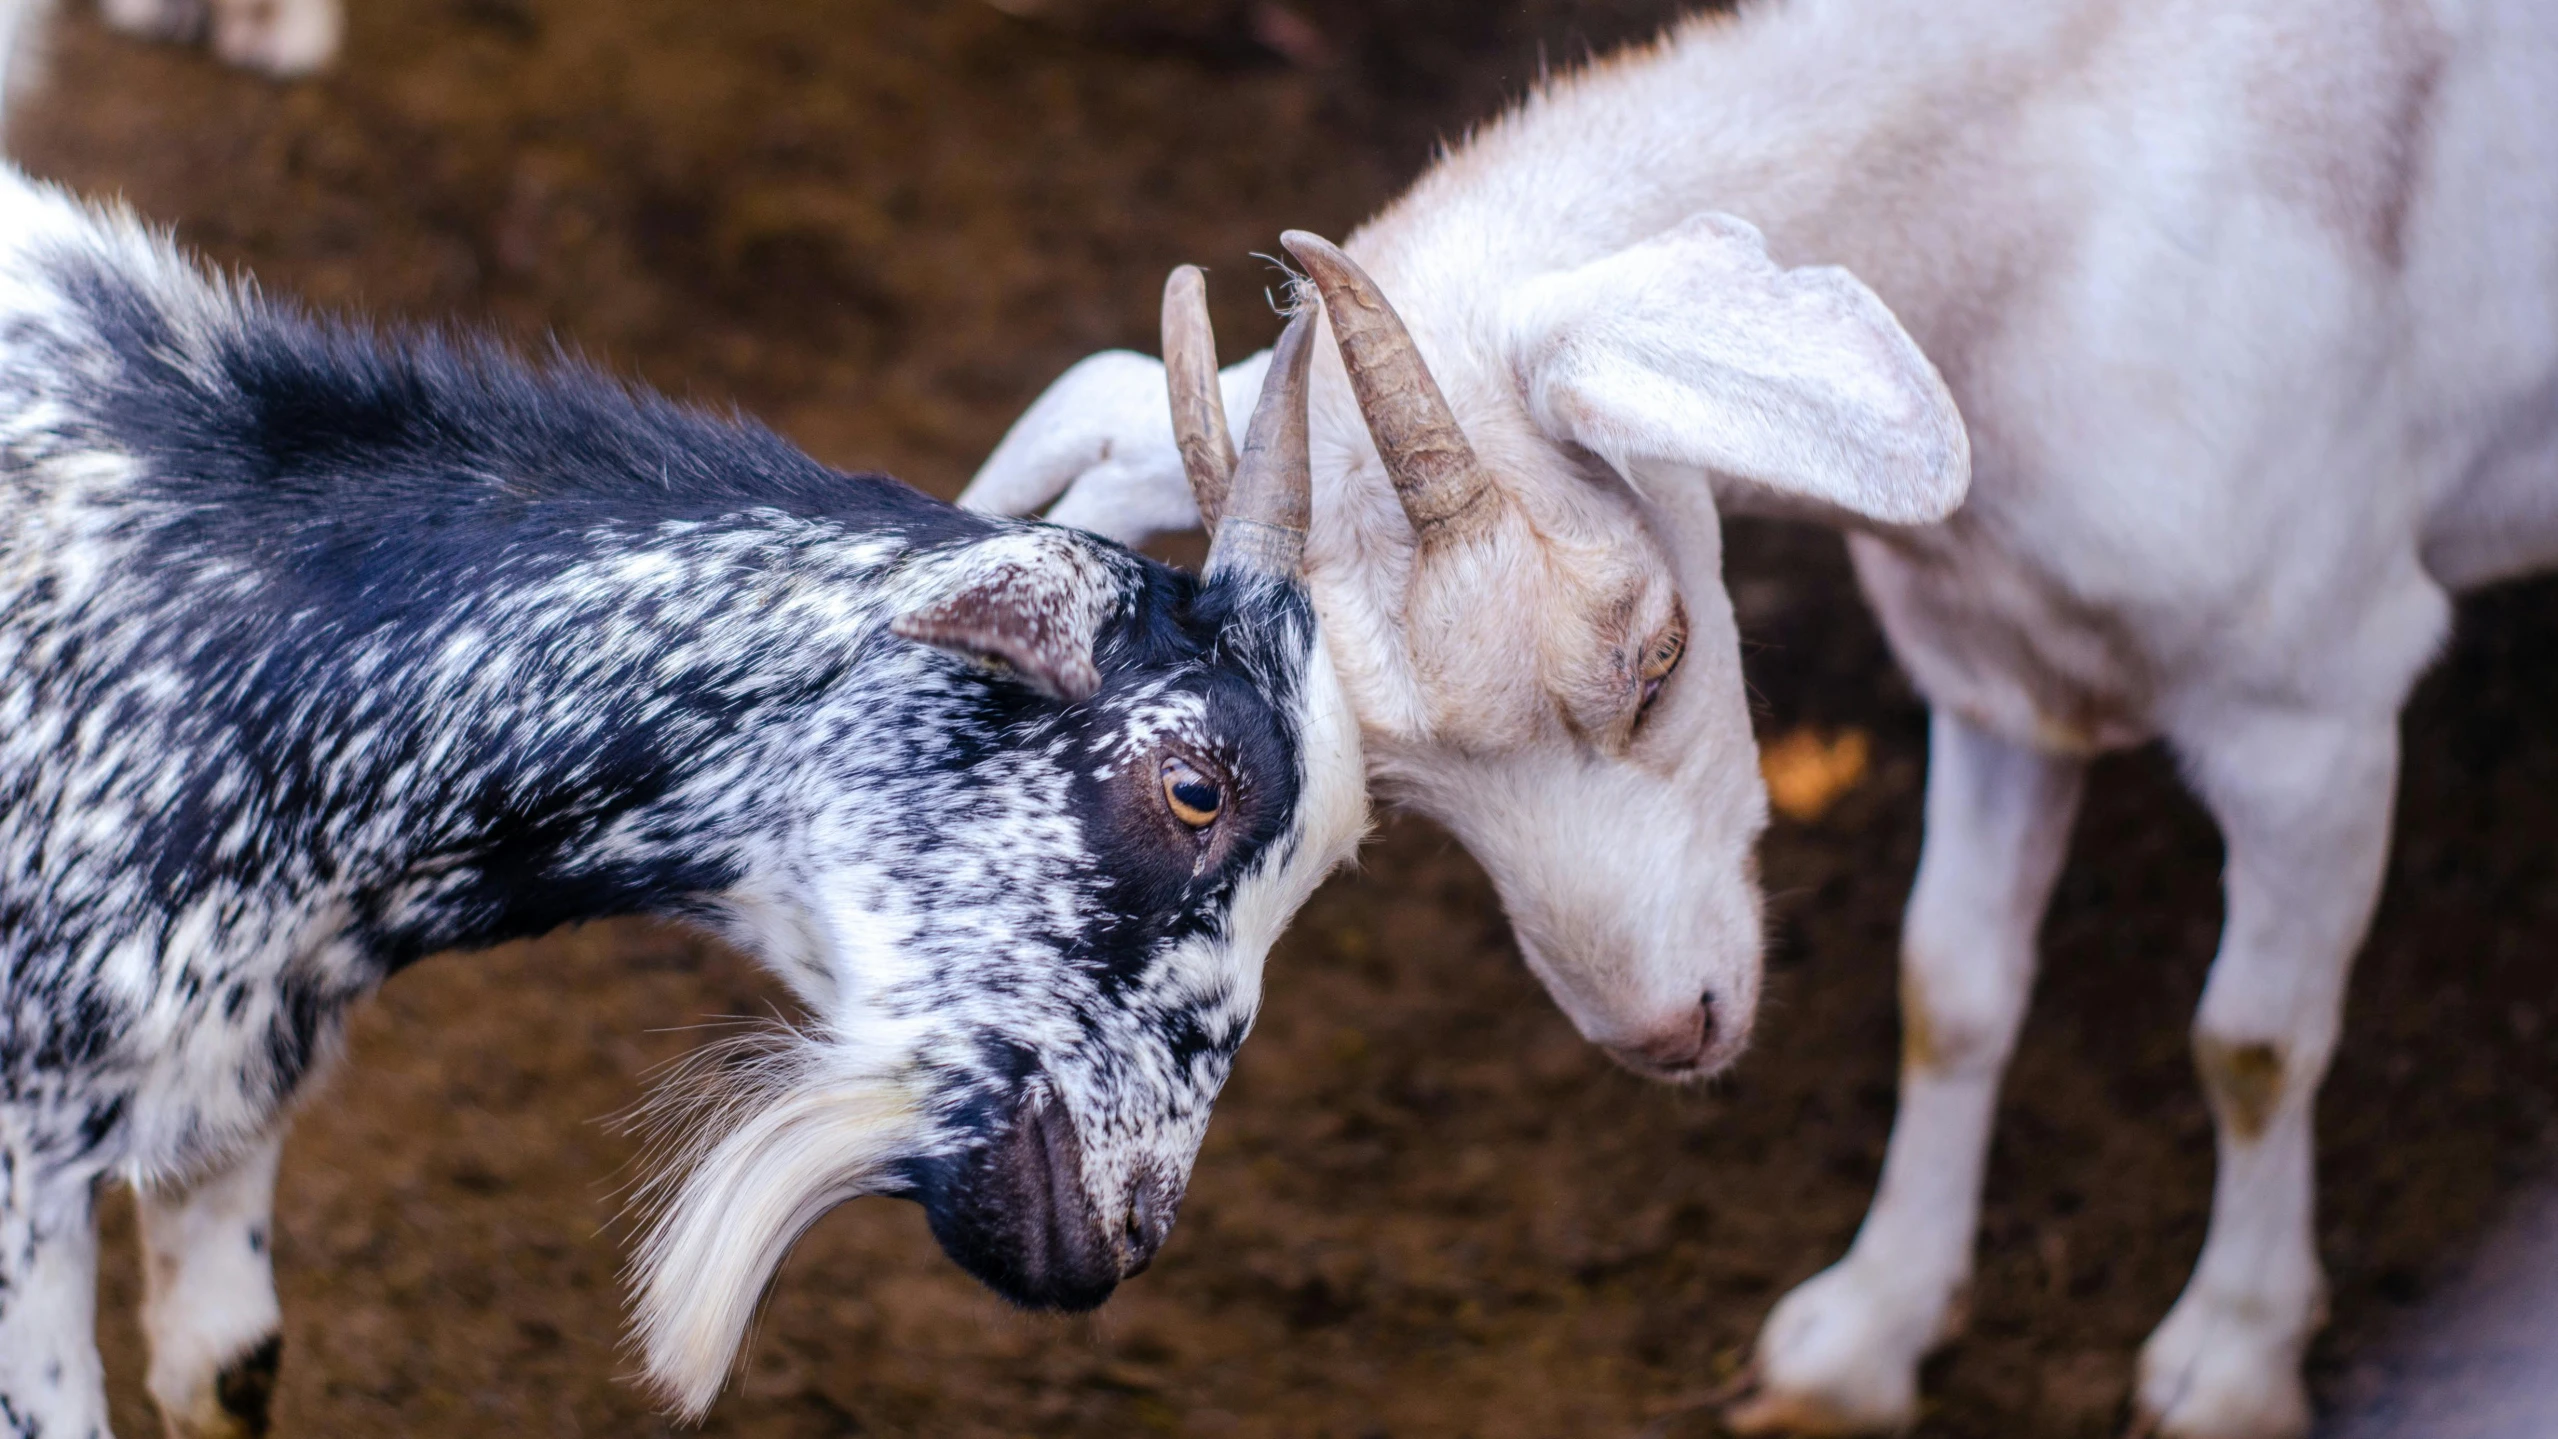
xmin=0 ymin=162 xmax=1364 ymax=1435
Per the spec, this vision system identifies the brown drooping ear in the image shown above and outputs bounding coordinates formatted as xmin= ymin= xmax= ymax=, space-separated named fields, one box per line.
xmin=890 ymin=536 xmax=1114 ymax=703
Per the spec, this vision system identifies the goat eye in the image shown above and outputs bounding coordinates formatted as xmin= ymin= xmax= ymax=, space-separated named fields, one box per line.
xmin=1160 ymin=757 xmax=1223 ymax=829
xmin=1637 ymin=608 xmax=1688 ymax=711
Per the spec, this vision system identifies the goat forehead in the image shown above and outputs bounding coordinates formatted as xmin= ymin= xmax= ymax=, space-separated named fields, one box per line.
xmin=1395 ymin=530 xmax=1669 ymax=728
xmin=1086 ymin=684 xmax=1216 ymax=771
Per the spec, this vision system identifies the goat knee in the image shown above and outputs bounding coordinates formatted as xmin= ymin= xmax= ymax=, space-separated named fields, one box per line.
xmin=2190 ymin=993 xmax=2338 ymax=1146
xmin=2194 ymin=1026 xmax=2335 ymax=1142
xmin=1897 ymin=946 xmax=2028 ymax=1078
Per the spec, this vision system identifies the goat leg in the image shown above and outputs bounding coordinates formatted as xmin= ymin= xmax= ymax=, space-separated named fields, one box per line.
xmin=2138 ymin=698 xmax=2409 ymax=1439
xmin=0 ymin=1124 xmax=111 ymax=1439
xmin=1734 ymin=710 xmax=2084 ymax=1435
xmin=140 ymin=1132 xmax=287 ymax=1439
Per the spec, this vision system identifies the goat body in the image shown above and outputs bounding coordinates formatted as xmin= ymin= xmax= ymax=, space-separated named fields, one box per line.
xmin=967 ymin=1 xmax=2558 ymax=1434
xmin=0 ymin=165 xmax=1365 ymax=1436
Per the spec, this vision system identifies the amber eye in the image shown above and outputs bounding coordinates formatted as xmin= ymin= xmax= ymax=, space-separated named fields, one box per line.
xmin=1160 ymin=756 xmax=1224 ymax=829
xmin=1637 ymin=606 xmax=1688 ymax=712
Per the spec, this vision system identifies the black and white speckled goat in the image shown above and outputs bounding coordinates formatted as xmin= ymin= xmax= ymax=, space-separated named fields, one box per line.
xmin=0 ymin=165 xmax=1365 ymax=1437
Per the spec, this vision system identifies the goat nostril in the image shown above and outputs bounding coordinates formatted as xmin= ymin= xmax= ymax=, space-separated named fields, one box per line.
xmin=1601 ymin=997 xmax=1718 ymax=1078
xmin=1122 ymin=1215 xmax=1155 ymax=1278
xmin=1120 ymin=1181 xmax=1177 ymax=1277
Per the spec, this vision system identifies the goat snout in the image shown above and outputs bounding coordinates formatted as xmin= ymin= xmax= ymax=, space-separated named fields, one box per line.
xmin=920 ymin=1088 xmax=1155 ymax=1312
xmin=1599 ymin=991 xmax=1730 ymax=1081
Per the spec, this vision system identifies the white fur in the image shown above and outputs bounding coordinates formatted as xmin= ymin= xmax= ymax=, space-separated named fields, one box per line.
xmin=631 ymin=1058 xmax=924 ymax=1419
xmin=0 ymin=1105 xmax=105 ymax=1439
xmin=138 ymin=1134 xmax=284 ymax=1439
xmin=1505 ymin=212 xmax=1968 ymax=527
xmin=98 ymin=0 xmax=342 ymax=78
xmin=967 ymin=2 xmax=2558 ymax=1433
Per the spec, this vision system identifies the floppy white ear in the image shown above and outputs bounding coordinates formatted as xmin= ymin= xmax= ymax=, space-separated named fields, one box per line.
xmin=1502 ymin=213 xmax=1969 ymax=526
xmin=959 ymin=348 xmax=1273 ymax=548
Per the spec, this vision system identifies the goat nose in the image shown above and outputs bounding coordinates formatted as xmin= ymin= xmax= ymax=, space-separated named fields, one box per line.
xmin=1602 ymin=992 xmax=1716 ymax=1079
xmin=920 ymin=1086 xmax=1126 ymax=1312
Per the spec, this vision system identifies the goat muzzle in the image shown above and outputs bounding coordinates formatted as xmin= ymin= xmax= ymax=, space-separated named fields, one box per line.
xmin=921 ymin=1087 xmax=1163 ymax=1312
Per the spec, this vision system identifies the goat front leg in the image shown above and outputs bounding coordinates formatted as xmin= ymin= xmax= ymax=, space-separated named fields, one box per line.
xmin=138 ymin=1132 xmax=286 ymax=1439
xmin=1731 ymin=710 xmax=2085 ymax=1435
xmin=0 ymin=1128 xmax=110 ymax=1439
xmin=2135 ymin=706 xmax=2399 ymax=1439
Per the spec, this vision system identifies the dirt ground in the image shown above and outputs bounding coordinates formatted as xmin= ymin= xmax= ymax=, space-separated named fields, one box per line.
xmin=14 ymin=3 xmax=2558 ymax=1436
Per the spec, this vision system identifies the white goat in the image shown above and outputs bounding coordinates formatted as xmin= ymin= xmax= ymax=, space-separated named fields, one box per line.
xmin=964 ymin=1 xmax=2558 ymax=1434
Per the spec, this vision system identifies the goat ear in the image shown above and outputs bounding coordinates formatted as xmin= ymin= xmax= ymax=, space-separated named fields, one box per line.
xmin=1502 ymin=213 xmax=1969 ymax=526
xmin=890 ymin=533 xmax=1112 ymax=704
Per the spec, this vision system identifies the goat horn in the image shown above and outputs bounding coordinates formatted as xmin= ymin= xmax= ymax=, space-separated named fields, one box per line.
xmin=1161 ymin=265 xmax=1238 ymax=533
xmin=1202 ymin=307 xmax=1315 ymax=581
xmin=1280 ymin=230 xmax=1493 ymax=536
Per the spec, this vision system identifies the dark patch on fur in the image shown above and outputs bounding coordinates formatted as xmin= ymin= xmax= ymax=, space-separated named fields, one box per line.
xmin=214 ymin=1333 xmax=283 ymax=1437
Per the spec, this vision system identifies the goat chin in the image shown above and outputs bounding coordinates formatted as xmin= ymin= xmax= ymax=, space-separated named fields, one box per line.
xmin=629 ymin=1070 xmax=922 ymax=1419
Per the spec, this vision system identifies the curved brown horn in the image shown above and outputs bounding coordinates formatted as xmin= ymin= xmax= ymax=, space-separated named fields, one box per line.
xmin=1161 ymin=265 xmax=1237 ymax=532
xmin=1202 ymin=308 xmax=1315 ymax=582
xmin=1280 ymin=229 xmax=1493 ymax=535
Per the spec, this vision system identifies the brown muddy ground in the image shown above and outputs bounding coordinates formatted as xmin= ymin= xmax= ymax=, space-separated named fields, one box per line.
xmin=14 ymin=3 xmax=2558 ymax=1436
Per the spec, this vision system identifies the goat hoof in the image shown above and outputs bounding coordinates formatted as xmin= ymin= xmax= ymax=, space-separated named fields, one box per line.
xmin=2133 ymin=1298 xmax=2312 ymax=1439
xmin=2124 ymin=1398 xmax=2310 ymax=1439
xmin=1729 ymin=1259 xmax=1945 ymax=1434
xmin=1724 ymin=1374 xmax=1912 ymax=1436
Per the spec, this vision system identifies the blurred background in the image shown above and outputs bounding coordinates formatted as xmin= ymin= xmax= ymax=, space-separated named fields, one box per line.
xmin=14 ymin=2 xmax=2558 ymax=1435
